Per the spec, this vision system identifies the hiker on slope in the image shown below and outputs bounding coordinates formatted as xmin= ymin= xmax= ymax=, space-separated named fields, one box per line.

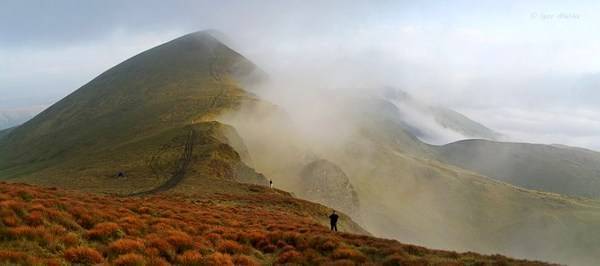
xmin=329 ymin=210 xmax=339 ymax=232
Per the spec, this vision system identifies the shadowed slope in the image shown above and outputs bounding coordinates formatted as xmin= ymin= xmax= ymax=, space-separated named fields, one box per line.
xmin=435 ymin=139 xmax=600 ymax=198
xmin=0 ymin=127 xmax=14 ymax=140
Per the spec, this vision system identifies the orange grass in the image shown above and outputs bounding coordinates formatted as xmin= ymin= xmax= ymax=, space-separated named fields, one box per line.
xmin=0 ymin=182 xmax=556 ymax=265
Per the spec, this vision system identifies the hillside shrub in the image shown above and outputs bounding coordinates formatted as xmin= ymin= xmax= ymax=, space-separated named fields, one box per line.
xmin=113 ymin=253 xmax=146 ymax=266
xmin=331 ymin=247 xmax=367 ymax=263
xmin=109 ymin=238 xmax=145 ymax=255
xmin=63 ymin=246 xmax=104 ymax=265
xmin=0 ymin=251 xmax=28 ymax=264
xmin=59 ymin=232 xmax=80 ymax=247
xmin=276 ymin=250 xmax=303 ymax=264
xmin=217 ymin=239 xmax=244 ymax=254
xmin=165 ymin=230 xmax=194 ymax=252
xmin=383 ymin=253 xmax=410 ymax=266
xmin=87 ymin=222 xmax=122 ymax=241
xmin=233 ymin=255 xmax=259 ymax=266
xmin=201 ymin=252 xmax=233 ymax=266
xmin=176 ymin=250 xmax=203 ymax=265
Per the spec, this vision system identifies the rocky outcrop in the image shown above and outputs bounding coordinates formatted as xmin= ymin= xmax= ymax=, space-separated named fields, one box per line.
xmin=299 ymin=159 xmax=360 ymax=218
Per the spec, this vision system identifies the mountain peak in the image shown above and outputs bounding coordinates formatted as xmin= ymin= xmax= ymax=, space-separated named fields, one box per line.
xmin=0 ymin=30 xmax=257 ymax=175
xmin=139 ymin=30 xmax=235 ymax=60
xmin=169 ymin=30 xmax=226 ymax=47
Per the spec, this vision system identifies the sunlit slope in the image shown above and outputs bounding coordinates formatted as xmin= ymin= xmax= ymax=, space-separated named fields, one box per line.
xmin=0 ymin=31 xmax=263 ymax=192
xmin=435 ymin=139 xmax=600 ymax=198
xmin=11 ymin=122 xmax=265 ymax=194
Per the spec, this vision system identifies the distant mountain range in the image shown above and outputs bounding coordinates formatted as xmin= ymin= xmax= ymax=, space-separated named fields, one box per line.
xmin=370 ymin=89 xmax=600 ymax=199
xmin=383 ymin=88 xmax=501 ymax=144
xmin=2 ymin=31 xmax=600 ymax=265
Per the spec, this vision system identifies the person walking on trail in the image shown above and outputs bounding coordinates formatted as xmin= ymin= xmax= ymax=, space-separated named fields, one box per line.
xmin=329 ymin=210 xmax=339 ymax=232
xmin=269 ymin=180 xmax=273 ymax=189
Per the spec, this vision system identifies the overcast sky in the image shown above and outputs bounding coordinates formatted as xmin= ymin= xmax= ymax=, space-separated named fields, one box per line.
xmin=2 ymin=0 xmax=600 ymax=150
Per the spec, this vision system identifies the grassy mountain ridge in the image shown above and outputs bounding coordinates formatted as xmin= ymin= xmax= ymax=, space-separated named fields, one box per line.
xmin=9 ymin=122 xmax=266 ymax=195
xmin=1 ymin=30 xmax=248 ymax=158
xmin=429 ymin=106 xmax=500 ymax=140
xmin=0 ymin=108 xmax=41 ymax=130
xmin=354 ymin=97 xmax=600 ymax=200
xmin=348 ymin=99 xmax=600 ymax=264
xmin=0 ymin=127 xmax=14 ymax=140
xmin=435 ymin=139 xmax=600 ymax=198
xmin=384 ymin=88 xmax=500 ymax=142
xmin=0 ymin=31 xmax=263 ymax=193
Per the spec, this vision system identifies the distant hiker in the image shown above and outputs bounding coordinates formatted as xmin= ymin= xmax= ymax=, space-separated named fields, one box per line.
xmin=329 ymin=210 xmax=339 ymax=232
xmin=269 ymin=180 xmax=273 ymax=189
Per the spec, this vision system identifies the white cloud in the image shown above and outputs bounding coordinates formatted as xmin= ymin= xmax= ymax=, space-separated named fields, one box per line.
xmin=2 ymin=1 xmax=600 ymax=150
xmin=0 ymin=29 xmax=184 ymax=106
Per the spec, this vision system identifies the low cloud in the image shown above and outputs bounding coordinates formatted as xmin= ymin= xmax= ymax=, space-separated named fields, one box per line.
xmin=2 ymin=1 xmax=600 ymax=151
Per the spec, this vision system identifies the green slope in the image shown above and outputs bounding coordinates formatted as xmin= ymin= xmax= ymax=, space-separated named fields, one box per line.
xmin=0 ymin=31 xmax=265 ymax=192
xmin=435 ymin=139 xmax=600 ymax=199
xmin=0 ymin=127 xmax=14 ymax=140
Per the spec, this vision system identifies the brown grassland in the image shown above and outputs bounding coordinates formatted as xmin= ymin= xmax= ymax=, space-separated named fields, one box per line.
xmin=0 ymin=182 xmax=556 ymax=265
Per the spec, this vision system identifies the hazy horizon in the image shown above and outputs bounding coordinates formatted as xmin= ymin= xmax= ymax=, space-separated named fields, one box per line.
xmin=2 ymin=0 xmax=600 ymax=150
